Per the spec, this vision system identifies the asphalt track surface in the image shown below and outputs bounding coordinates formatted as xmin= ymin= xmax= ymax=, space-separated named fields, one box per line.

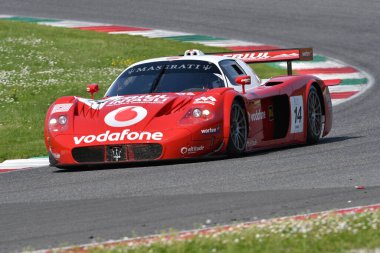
xmin=1 ymin=0 xmax=380 ymax=251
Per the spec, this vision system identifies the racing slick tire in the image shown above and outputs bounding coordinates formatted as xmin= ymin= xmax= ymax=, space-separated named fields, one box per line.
xmin=227 ymin=101 xmax=248 ymax=156
xmin=306 ymin=86 xmax=323 ymax=144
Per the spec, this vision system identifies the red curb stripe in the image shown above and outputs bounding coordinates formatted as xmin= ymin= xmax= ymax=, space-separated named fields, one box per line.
xmin=227 ymin=45 xmax=280 ymax=51
xmin=324 ymin=79 xmax=342 ymax=86
xmin=0 ymin=167 xmax=32 ymax=173
xmin=76 ymin=25 xmax=151 ymax=32
xmin=0 ymin=169 xmax=16 ymax=173
xmin=330 ymin=91 xmax=358 ymax=99
xmin=296 ymin=67 xmax=358 ymax=75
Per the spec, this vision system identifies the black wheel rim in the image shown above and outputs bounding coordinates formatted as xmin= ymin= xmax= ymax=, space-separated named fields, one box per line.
xmin=230 ymin=104 xmax=247 ymax=151
xmin=308 ymin=91 xmax=322 ymax=137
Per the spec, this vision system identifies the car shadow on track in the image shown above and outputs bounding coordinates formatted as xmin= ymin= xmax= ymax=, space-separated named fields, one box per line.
xmin=53 ymin=135 xmax=361 ymax=173
xmin=318 ymin=135 xmax=362 ymax=144
xmin=52 ymin=155 xmax=230 ymax=173
xmin=237 ymin=135 xmax=363 ymax=158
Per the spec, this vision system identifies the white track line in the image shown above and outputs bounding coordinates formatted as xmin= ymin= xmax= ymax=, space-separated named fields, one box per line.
xmin=191 ymin=40 xmax=263 ymax=47
xmin=328 ymin=84 xmax=365 ymax=92
xmin=38 ymin=20 xmax=109 ymax=28
xmin=312 ymin=72 xmax=365 ymax=80
xmin=0 ymin=158 xmax=49 ymax=169
xmin=275 ymin=60 xmax=346 ymax=69
xmin=109 ymin=30 xmax=192 ymax=37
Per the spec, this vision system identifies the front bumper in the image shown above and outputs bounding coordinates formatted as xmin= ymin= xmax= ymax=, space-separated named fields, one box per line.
xmin=47 ymin=127 xmax=224 ymax=166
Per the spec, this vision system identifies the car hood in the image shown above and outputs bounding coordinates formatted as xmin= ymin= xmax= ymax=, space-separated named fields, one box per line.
xmin=72 ymin=93 xmax=201 ymax=134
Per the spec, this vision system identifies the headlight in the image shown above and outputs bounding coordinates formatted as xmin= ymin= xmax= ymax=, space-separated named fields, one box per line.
xmin=202 ymin=109 xmax=210 ymax=117
xmin=193 ymin=109 xmax=202 ymax=118
xmin=48 ymin=114 xmax=69 ymax=132
xmin=192 ymin=108 xmax=212 ymax=118
xmin=180 ymin=107 xmax=215 ymax=125
xmin=49 ymin=118 xmax=57 ymax=125
xmin=58 ymin=115 xmax=67 ymax=125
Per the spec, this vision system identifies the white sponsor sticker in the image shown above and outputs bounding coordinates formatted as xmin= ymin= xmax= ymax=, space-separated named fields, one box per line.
xmin=193 ymin=96 xmax=216 ymax=105
xmin=176 ymin=92 xmax=195 ymax=96
xmin=104 ymin=106 xmax=147 ymax=128
xmin=73 ymin=129 xmax=163 ymax=145
xmin=180 ymin=146 xmax=205 ymax=155
xmin=106 ymin=95 xmax=169 ymax=106
xmin=200 ymin=126 xmax=221 ymax=134
xmin=77 ymin=97 xmax=109 ymax=110
xmin=249 ymin=110 xmax=266 ymax=122
xmin=52 ymin=103 xmax=73 ymax=113
xmin=290 ymin=96 xmax=304 ymax=133
xmin=224 ymin=52 xmax=270 ymax=60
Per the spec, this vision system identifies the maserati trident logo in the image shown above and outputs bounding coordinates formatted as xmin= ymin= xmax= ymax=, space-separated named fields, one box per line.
xmin=104 ymin=106 xmax=147 ymax=127
xmin=111 ymin=147 xmax=122 ymax=161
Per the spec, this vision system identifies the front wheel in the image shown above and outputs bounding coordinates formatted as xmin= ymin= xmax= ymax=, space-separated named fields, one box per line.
xmin=307 ymin=86 xmax=323 ymax=144
xmin=227 ymin=101 xmax=247 ymax=156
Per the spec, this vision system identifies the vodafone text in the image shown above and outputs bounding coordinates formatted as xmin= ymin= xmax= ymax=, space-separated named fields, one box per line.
xmin=74 ymin=130 xmax=163 ymax=145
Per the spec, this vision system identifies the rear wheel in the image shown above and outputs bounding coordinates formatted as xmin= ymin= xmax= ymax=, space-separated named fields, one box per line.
xmin=307 ymin=86 xmax=323 ymax=144
xmin=227 ymin=101 xmax=247 ymax=156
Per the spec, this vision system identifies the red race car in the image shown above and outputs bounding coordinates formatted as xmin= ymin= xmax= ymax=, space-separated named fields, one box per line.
xmin=44 ymin=48 xmax=332 ymax=168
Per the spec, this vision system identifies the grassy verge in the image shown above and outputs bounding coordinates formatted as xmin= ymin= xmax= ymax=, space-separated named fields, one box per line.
xmin=85 ymin=210 xmax=380 ymax=253
xmin=0 ymin=20 xmax=284 ymax=162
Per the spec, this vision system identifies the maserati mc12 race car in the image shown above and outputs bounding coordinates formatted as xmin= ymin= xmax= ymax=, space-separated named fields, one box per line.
xmin=44 ymin=48 xmax=333 ymax=167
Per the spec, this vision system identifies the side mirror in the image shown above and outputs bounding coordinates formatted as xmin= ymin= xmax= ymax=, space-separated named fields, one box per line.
xmin=235 ymin=75 xmax=251 ymax=94
xmin=86 ymin=83 xmax=99 ymax=99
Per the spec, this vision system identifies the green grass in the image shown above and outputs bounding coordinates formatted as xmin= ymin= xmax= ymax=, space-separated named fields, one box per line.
xmin=0 ymin=20 xmax=284 ymax=162
xmin=85 ymin=210 xmax=380 ymax=253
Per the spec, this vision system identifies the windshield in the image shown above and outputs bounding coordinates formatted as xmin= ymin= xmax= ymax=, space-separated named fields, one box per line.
xmin=105 ymin=60 xmax=225 ymax=96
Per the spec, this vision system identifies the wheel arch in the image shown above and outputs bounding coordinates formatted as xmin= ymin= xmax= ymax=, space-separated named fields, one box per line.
xmin=305 ymin=80 xmax=324 ymax=144
xmin=310 ymin=81 xmax=325 ymax=117
xmin=221 ymin=92 xmax=249 ymax=153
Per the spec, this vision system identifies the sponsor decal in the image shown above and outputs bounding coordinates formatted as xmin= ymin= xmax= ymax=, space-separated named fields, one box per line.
xmin=176 ymin=92 xmax=195 ymax=96
xmin=193 ymin=96 xmax=217 ymax=105
xmin=180 ymin=145 xmax=205 ymax=155
xmin=224 ymin=52 xmax=270 ymax=60
xmin=249 ymin=110 xmax=266 ymax=122
xmin=77 ymin=97 xmax=108 ymax=110
xmin=268 ymin=105 xmax=274 ymax=121
xmin=290 ymin=96 xmax=304 ymax=133
xmin=104 ymin=106 xmax=147 ymax=127
xmin=247 ymin=139 xmax=257 ymax=147
xmin=272 ymin=53 xmax=299 ymax=59
xmin=302 ymin=51 xmax=312 ymax=57
xmin=249 ymin=100 xmax=261 ymax=106
xmin=52 ymin=103 xmax=73 ymax=113
xmin=106 ymin=95 xmax=169 ymax=106
xmin=73 ymin=129 xmax=163 ymax=145
xmin=201 ymin=126 xmax=221 ymax=134
xmin=300 ymin=48 xmax=313 ymax=59
xmin=127 ymin=64 xmax=213 ymax=74
xmin=221 ymin=50 xmax=300 ymax=62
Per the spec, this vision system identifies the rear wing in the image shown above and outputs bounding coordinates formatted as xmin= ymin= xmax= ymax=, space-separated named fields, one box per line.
xmin=210 ymin=48 xmax=313 ymax=75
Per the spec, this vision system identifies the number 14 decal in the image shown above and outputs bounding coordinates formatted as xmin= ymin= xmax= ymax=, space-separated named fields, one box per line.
xmin=290 ymin=96 xmax=304 ymax=133
xmin=294 ymin=106 xmax=302 ymax=124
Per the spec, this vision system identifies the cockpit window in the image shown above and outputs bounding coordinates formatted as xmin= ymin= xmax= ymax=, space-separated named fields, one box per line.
xmin=106 ymin=60 xmax=224 ymax=96
xmin=219 ymin=60 xmax=247 ymax=86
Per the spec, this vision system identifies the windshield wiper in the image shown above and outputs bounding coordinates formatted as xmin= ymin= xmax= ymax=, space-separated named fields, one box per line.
xmin=150 ymin=65 xmax=167 ymax=93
